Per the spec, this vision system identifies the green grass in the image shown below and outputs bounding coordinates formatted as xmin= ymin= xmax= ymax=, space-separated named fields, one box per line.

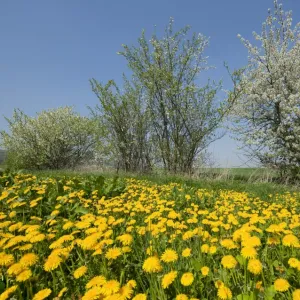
xmin=26 ymin=167 xmax=297 ymax=201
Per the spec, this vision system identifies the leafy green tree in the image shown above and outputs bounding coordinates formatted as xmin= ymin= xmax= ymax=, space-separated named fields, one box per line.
xmin=117 ymin=18 xmax=231 ymax=173
xmin=1 ymin=107 xmax=96 ymax=169
xmin=90 ymin=78 xmax=152 ymax=172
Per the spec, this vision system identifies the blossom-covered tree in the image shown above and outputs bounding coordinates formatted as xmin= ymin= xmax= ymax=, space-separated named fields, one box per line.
xmin=1 ymin=107 xmax=96 ymax=169
xmin=230 ymin=1 xmax=300 ymax=177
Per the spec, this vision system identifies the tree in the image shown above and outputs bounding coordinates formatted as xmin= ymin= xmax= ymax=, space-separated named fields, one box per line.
xmin=0 ymin=107 xmax=96 ymax=169
xmin=117 ymin=18 xmax=231 ymax=174
xmin=230 ymin=1 xmax=300 ymax=178
xmin=90 ymin=77 xmax=152 ymax=172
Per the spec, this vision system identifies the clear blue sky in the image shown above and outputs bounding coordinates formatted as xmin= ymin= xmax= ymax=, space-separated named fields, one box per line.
xmin=1 ymin=0 xmax=299 ymax=167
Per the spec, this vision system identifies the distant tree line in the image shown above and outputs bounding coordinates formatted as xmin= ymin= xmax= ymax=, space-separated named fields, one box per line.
xmin=1 ymin=1 xmax=300 ymax=180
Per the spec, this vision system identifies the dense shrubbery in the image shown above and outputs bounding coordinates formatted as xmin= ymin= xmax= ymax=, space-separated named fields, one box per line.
xmin=0 ymin=107 xmax=96 ymax=170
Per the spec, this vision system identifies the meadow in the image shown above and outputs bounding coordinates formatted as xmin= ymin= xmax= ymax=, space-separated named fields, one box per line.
xmin=0 ymin=171 xmax=300 ymax=299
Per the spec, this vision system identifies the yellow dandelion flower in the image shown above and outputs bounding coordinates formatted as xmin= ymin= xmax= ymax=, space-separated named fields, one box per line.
xmin=57 ymin=287 xmax=68 ymax=298
xmin=86 ymin=275 xmax=106 ymax=289
xmin=247 ymin=258 xmax=263 ymax=275
xmin=73 ymin=266 xmax=87 ymax=279
xmin=209 ymin=245 xmax=217 ymax=254
xmin=0 ymin=285 xmax=18 ymax=300
xmin=44 ymin=255 xmax=62 ymax=272
xmin=132 ymin=294 xmax=147 ymax=300
xmin=162 ymin=271 xmax=177 ymax=289
xmin=0 ymin=252 xmax=14 ymax=266
xmin=201 ymin=266 xmax=209 ymax=276
xmin=7 ymin=263 xmax=24 ymax=276
xmin=218 ymin=286 xmax=232 ymax=299
xmin=117 ymin=234 xmax=133 ymax=246
xmin=101 ymin=280 xmax=120 ymax=296
xmin=175 ymin=294 xmax=188 ymax=300
xmin=215 ymin=280 xmax=224 ymax=288
xmin=241 ymin=247 xmax=257 ymax=259
xmin=293 ymin=289 xmax=300 ymax=300
xmin=201 ymin=244 xmax=209 ymax=253
xmin=105 ymin=247 xmax=122 ymax=260
xmin=221 ymin=255 xmax=237 ymax=269
xmin=180 ymin=272 xmax=194 ymax=286
xmin=16 ymin=269 xmax=32 ymax=282
xmin=288 ymin=258 xmax=299 ymax=268
xmin=32 ymin=288 xmax=52 ymax=300
xmin=119 ymin=285 xmax=133 ymax=299
xmin=282 ymin=234 xmax=299 ymax=247
xmin=19 ymin=244 xmax=33 ymax=251
xmin=19 ymin=253 xmax=38 ymax=267
xmin=161 ymin=249 xmax=178 ymax=263
xmin=182 ymin=248 xmax=191 ymax=257
xmin=126 ymin=280 xmax=137 ymax=289
xmin=220 ymin=239 xmax=237 ymax=250
xmin=274 ymin=278 xmax=290 ymax=292
xmin=82 ymin=286 xmax=102 ymax=300
xmin=142 ymin=256 xmax=162 ymax=273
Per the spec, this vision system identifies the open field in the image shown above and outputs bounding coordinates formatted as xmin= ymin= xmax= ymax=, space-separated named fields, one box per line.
xmin=0 ymin=171 xmax=300 ymax=299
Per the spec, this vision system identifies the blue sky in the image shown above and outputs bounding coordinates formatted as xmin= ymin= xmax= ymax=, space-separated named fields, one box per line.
xmin=1 ymin=0 xmax=300 ymax=167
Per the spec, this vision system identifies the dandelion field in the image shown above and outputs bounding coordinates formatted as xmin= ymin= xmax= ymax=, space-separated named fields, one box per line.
xmin=0 ymin=173 xmax=300 ymax=299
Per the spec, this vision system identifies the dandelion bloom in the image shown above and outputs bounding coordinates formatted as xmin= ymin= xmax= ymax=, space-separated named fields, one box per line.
xmin=16 ymin=269 xmax=32 ymax=282
xmin=0 ymin=285 xmax=18 ymax=300
xmin=0 ymin=252 xmax=14 ymax=266
xmin=44 ymin=255 xmax=62 ymax=272
xmin=57 ymin=287 xmax=68 ymax=298
xmin=201 ymin=266 xmax=210 ymax=276
xmin=105 ymin=247 xmax=122 ymax=260
xmin=7 ymin=263 xmax=24 ymax=276
xmin=201 ymin=244 xmax=209 ymax=253
xmin=255 ymin=281 xmax=263 ymax=291
xmin=162 ymin=271 xmax=177 ymax=289
xmin=182 ymin=248 xmax=191 ymax=257
xmin=221 ymin=255 xmax=237 ymax=269
xmin=161 ymin=249 xmax=178 ymax=263
xmin=218 ymin=286 xmax=232 ymax=299
xmin=117 ymin=234 xmax=133 ymax=245
xmin=293 ymin=289 xmax=300 ymax=300
xmin=282 ymin=234 xmax=299 ymax=247
xmin=180 ymin=272 xmax=194 ymax=286
xmin=221 ymin=239 xmax=237 ymax=250
xmin=176 ymin=295 xmax=188 ymax=300
xmin=274 ymin=278 xmax=290 ymax=292
xmin=126 ymin=280 xmax=137 ymax=289
xmin=132 ymin=294 xmax=147 ymax=300
xmin=247 ymin=259 xmax=263 ymax=275
xmin=86 ymin=276 xmax=106 ymax=289
xmin=32 ymin=288 xmax=51 ymax=300
xmin=215 ymin=280 xmax=224 ymax=288
xmin=19 ymin=253 xmax=38 ymax=267
xmin=82 ymin=287 xmax=102 ymax=300
xmin=73 ymin=266 xmax=87 ymax=279
xmin=142 ymin=256 xmax=162 ymax=273
xmin=241 ymin=247 xmax=257 ymax=259
xmin=119 ymin=285 xmax=133 ymax=299
xmin=101 ymin=280 xmax=120 ymax=296
xmin=288 ymin=258 xmax=299 ymax=268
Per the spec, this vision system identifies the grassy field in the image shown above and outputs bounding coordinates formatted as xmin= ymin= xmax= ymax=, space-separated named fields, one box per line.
xmin=25 ymin=167 xmax=294 ymax=201
xmin=0 ymin=170 xmax=300 ymax=299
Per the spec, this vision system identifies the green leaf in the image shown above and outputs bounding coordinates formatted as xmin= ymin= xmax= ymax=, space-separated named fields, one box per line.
xmin=191 ymin=258 xmax=202 ymax=271
xmin=74 ymin=207 xmax=89 ymax=215
xmin=236 ymin=255 xmax=246 ymax=266
xmin=264 ymin=285 xmax=276 ymax=300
